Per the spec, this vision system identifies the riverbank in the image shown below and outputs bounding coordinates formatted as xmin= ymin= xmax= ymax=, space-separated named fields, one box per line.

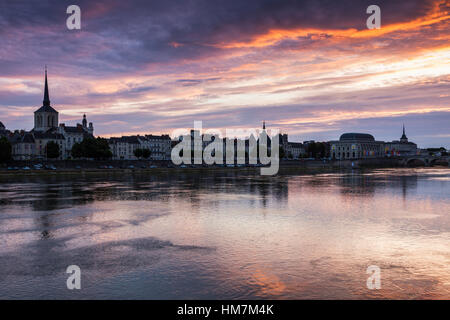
xmin=1 ymin=157 xmax=447 ymax=178
xmin=0 ymin=163 xmax=448 ymax=180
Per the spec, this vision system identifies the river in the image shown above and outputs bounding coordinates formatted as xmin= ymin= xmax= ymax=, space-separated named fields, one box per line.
xmin=0 ymin=168 xmax=449 ymax=299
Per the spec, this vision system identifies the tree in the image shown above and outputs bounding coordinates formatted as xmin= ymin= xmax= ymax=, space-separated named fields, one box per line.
xmin=141 ymin=148 xmax=151 ymax=159
xmin=279 ymin=146 xmax=286 ymax=159
xmin=95 ymin=138 xmax=113 ymax=159
xmin=71 ymin=142 xmax=83 ymax=158
xmin=71 ymin=137 xmax=112 ymax=160
xmin=306 ymin=142 xmax=317 ymax=158
xmin=134 ymin=148 xmax=143 ymax=159
xmin=0 ymin=137 xmax=12 ymax=162
xmin=307 ymin=142 xmax=327 ymax=159
xmin=46 ymin=141 xmax=60 ymax=159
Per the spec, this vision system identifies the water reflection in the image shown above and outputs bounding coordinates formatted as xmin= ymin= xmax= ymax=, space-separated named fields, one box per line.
xmin=0 ymin=168 xmax=449 ymax=299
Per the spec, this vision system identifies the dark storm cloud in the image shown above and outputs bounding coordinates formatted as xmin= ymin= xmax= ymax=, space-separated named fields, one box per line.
xmin=0 ymin=0 xmax=437 ymax=75
xmin=0 ymin=0 xmax=448 ymax=147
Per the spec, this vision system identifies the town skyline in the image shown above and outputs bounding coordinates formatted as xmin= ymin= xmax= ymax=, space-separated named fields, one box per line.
xmin=0 ymin=1 xmax=449 ymax=148
xmin=0 ymin=68 xmax=444 ymax=151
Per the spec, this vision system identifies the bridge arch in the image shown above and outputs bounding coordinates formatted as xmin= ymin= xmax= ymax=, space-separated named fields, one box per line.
xmin=430 ymin=158 xmax=449 ymax=166
xmin=406 ymin=158 xmax=426 ymax=167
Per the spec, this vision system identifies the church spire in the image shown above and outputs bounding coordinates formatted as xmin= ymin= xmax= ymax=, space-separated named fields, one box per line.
xmin=400 ymin=124 xmax=408 ymax=142
xmin=263 ymin=120 xmax=266 ymax=130
xmin=43 ymin=66 xmax=50 ymax=107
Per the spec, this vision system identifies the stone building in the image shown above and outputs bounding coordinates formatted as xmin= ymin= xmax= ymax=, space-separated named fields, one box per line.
xmin=330 ymin=133 xmax=384 ymax=160
xmin=9 ymin=68 xmax=94 ymax=160
xmin=34 ymin=69 xmax=59 ymax=132
xmin=10 ymin=132 xmax=36 ymax=160
xmin=108 ymin=134 xmax=172 ymax=160
xmin=286 ymin=142 xmax=305 ymax=159
xmin=142 ymin=134 xmax=172 ymax=160
xmin=278 ymin=133 xmax=306 ymax=159
xmin=384 ymin=126 xmax=418 ymax=156
xmin=57 ymin=115 xmax=94 ymax=159
xmin=33 ymin=130 xmax=65 ymax=160
xmin=108 ymin=136 xmax=141 ymax=160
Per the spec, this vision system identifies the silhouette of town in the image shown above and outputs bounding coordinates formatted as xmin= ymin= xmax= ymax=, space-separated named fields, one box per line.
xmin=1 ymin=70 xmax=448 ymax=166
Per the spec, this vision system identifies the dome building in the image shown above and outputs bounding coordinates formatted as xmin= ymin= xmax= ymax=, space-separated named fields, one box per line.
xmin=330 ymin=132 xmax=384 ymax=160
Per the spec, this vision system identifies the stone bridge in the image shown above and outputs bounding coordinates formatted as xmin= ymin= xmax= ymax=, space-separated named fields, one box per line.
xmin=398 ymin=155 xmax=450 ymax=167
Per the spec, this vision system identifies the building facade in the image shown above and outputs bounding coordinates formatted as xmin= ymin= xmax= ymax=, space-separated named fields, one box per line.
xmin=10 ymin=132 xmax=36 ymax=160
xmin=9 ymin=69 xmax=94 ymax=160
xmin=57 ymin=115 xmax=94 ymax=159
xmin=279 ymin=133 xmax=306 ymax=159
xmin=384 ymin=126 xmax=418 ymax=156
xmin=108 ymin=136 xmax=141 ymax=160
xmin=330 ymin=133 xmax=384 ymax=160
xmin=108 ymin=135 xmax=172 ymax=160
xmin=142 ymin=134 xmax=172 ymax=160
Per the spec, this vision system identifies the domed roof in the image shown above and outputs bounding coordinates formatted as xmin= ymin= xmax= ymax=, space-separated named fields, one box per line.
xmin=339 ymin=133 xmax=375 ymax=142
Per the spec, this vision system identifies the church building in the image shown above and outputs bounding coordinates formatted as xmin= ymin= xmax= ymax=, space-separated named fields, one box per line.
xmin=384 ymin=125 xmax=418 ymax=156
xmin=10 ymin=68 xmax=94 ymax=160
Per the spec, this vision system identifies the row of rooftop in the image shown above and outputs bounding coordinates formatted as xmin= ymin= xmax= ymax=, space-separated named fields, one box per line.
xmin=0 ymin=69 xmax=428 ymax=161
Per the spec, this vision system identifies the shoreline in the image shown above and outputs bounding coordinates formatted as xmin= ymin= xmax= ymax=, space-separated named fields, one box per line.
xmin=1 ymin=157 xmax=448 ymax=179
xmin=0 ymin=164 xmax=448 ymax=179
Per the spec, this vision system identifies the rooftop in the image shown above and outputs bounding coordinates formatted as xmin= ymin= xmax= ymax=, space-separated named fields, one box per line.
xmin=35 ymin=105 xmax=58 ymax=113
xmin=339 ymin=133 xmax=375 ymax=142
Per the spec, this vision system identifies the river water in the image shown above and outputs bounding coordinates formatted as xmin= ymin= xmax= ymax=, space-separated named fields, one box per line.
xmin=0 ymin=168 xmax=449 ymax=299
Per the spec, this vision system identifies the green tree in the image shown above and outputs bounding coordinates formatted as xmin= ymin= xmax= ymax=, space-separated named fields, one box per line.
xmin=134 ymin=148 xmax=143 ymax=159
xmin=71 ymin=137 xmax=112 ymax=160
xmin=279 ymin=146 xmax=286 ymax=159
xmin=307 ymin=142 xmax=327 ymax=158
xmin=71 ymin=142 xmax=83 ymax=158
xmin=306 ymin=142 xmax=317 ymax=158
xmin=0 ymin=137 xmax=12 ymax=162
xmin=46 ymin=141 xmax=60 ymax=159
xmin=141 ymin=148 xmax=151 ymax=159
xmin=95 ymin=138 xmax=113 ymax=159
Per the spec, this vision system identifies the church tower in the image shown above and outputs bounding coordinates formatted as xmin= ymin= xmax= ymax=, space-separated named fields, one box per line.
xmin=82 ymin=114 xmax=87 ymax=128
xmin=34 ymin=67 xmax=58 ymax=132
xmin=82 ymin=114 xmax=94 ymax=135
xmin=400 ymin=124 xmax=408 ymax=143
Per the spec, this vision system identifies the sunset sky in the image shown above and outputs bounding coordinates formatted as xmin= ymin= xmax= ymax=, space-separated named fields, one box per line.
xmin=0 ymin=0 xmax=449 ymax=147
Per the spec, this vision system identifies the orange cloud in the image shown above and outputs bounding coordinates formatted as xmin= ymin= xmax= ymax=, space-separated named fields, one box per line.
xmin=215 ymin=0 xmax=449 ymax=49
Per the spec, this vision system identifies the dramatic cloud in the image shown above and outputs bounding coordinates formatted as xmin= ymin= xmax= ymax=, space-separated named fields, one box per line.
xmin=0 ymin=0 xmax=449 ymax=147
